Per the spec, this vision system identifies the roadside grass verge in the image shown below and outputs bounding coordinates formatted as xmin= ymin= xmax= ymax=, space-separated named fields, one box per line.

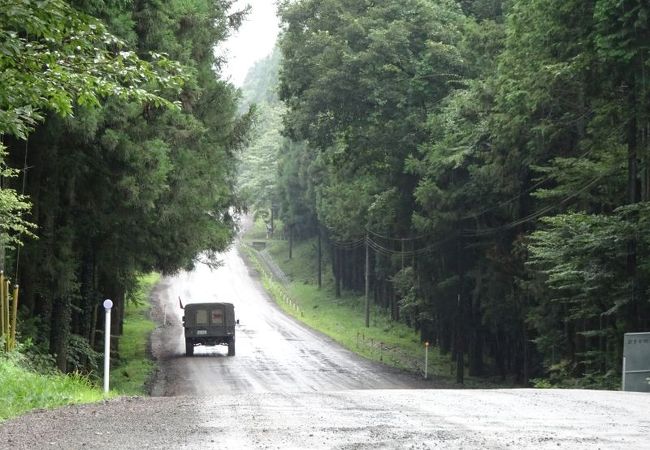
xmin=241 ymin=234 xmax=457 ymax=385
xmin=110 ymin=273 xmax=160 ymax=395
xmin=242 ymin=220 xmax=509 ymax=388
xmin=0 ymin=273 xmax=160 ymax=422
xmin=0 ymin=353 xmax=106 ymax=422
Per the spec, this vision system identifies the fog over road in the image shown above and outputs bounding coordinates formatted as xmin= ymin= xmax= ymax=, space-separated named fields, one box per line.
xmin=1 ymin=244 xmax=648 ymax=449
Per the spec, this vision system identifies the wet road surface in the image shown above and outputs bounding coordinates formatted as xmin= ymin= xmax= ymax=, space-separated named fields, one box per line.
xmin=149 ymin=245 xmax=426 ymax=396
xmin=1 ymin=244 xmax=649 ymax=449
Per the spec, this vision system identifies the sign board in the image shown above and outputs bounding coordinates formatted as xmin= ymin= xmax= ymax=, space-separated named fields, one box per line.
xmin=622 ymin=332 xmax=650 ymax=392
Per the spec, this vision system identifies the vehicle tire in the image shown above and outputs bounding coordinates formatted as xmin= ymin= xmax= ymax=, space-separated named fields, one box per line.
xmin=227 ymin=338 xmax=235 ymax=356
xmin=185 ymin=339 xmax=194 ymax=356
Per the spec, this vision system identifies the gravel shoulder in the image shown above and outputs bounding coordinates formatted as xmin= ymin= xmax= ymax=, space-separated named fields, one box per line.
xmin=0 ymin=389 xmax=648 ymax=449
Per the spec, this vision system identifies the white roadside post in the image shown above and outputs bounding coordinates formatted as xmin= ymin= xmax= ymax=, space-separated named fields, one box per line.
xmin=103 ymin=299 xmax=113 ymax=394
xmin=424 ymin=341 xmax=429 ymax=379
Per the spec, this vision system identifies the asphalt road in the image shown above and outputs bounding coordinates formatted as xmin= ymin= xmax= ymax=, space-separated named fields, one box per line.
xmin=148 ymin=246 xmax=426 ymax=396
xmin=1 ymin=244 xmax=649 ymax=449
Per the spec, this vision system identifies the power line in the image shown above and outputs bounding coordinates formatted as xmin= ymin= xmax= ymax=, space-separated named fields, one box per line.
xmin=331 ymin=237 xmax=365 ymax=250
xmin=333 ymin=166 xmax=616 ymax=258
xmin=461 ymin=123 xmax=626 ymax=222
xmin=365 ymin=227 xmax=432 ymax=243
xmin=462 ymin=170 xmax=613 ymax=238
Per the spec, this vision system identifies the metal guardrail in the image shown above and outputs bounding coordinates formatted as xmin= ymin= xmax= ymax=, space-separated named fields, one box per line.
xmin=243 ymin=244 xmax=302 ymax=316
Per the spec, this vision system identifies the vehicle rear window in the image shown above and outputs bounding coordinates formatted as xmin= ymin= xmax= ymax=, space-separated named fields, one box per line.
xmin=211 ymin=308 xmax=224 ymax=324
xmin=195 ymin=309 xmax=208 ymax=325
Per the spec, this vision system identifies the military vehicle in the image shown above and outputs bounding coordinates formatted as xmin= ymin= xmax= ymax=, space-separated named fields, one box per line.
xmin=180 ymin=300 xmax=236 ymax=356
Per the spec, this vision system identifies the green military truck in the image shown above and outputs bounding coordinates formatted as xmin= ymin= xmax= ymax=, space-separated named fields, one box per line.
xmin=181 ymin=301 xmax=236 ymax=356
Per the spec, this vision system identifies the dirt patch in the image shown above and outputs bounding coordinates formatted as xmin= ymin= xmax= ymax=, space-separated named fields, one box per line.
xmin=147 ymin=277 xmax=184 ymax=397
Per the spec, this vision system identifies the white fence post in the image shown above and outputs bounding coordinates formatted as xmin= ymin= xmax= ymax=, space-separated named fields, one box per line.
xmin=103 ymin=299 xmax=113 ymax=394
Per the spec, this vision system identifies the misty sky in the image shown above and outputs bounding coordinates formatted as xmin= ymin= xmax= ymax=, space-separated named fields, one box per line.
xmin=219 ymin=0 xmax=280 ymax=87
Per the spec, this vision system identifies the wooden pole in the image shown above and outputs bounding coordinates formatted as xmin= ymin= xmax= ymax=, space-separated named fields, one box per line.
xmin=10 ymin=285 xmax=18 ymax=350
xmin=456 ymin=234 xmax=465 ymax=385
xmin=289 ymin=224 xmax=293 ymax=259
xmin=3 ymin=278 xmax=9 ymax=351
xmin=0 ymin=271 xmax=5 ymax=346
xmin=317 ymin=227 xmax=322 ymax=289
xmin=365 ymin=234 xmax=370 ymax=328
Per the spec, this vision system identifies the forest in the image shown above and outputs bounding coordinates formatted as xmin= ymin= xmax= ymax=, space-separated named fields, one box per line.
xmin=1 ymin=0 xmax=649 ymax=388
xmin=0 ymin=0 xmax=251 ymax=372
xmin=239 ymin=0 xmax=650 ymax=386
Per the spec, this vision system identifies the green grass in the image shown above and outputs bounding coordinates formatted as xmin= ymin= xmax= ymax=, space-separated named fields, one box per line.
xmin=241 ymin=231 xmax=456 ymax=385
xmin=243 ymin=220 xmax=508 ymax=388
xmin=0 ymin=273 xmax=161 ymax=422
xmin=0 ymin=355 xmax=106 ymax=422
xmin=110 ymin=273 xmax=160 ymax=395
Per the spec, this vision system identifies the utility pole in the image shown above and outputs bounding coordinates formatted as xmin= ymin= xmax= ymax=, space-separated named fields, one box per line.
xmin=456 ymin=232 xmax=465 ymax=385
xmin=365 ymin=233 xmax=370 ymax=328
xmin=289 ymin=224 xmax=293 ymax=259
xmin=317 ymin=226 xmax=322 ymax=289
xmin=270 ymin=204 xmax=274 ymax=237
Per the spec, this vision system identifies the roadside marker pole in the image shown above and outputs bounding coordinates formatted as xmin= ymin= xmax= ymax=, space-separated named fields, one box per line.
xmin=424 ymin=342 xmax=429 ymax=379
xmin=103 ymin=299 xmax=113 ymax=394
xmin=163 ymin=303 xmax=167 ymax=326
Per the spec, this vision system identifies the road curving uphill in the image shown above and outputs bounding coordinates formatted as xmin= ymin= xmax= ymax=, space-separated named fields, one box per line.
xmin=0 ymin=246 xmax=648 ymax=449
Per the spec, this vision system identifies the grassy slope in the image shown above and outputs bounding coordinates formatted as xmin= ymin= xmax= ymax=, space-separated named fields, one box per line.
xmin=0 ymin=273 xmax=160 ymax=422
xmin=0 ymin=357 xmax=106 ymax=421
xmin=110 ymin=273 xmax=160 ymax=395
xmin=242 ymin=221 xmax=475 ymax=386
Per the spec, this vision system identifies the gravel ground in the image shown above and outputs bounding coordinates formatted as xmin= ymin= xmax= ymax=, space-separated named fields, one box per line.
xmin=0 ymin=389 xmax=648 ymax=449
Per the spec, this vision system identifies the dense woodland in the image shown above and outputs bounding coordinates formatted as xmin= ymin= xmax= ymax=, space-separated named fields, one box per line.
xmin=2 ymin=0 xmax=649 ymax=387
xmin=239 ymin=0 xmax=650 ymax=386
xmin=0 ymin=0 xmax=251 ymax=372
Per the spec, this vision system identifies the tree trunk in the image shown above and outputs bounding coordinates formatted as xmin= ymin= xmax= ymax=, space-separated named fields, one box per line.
xmin=456 ymin=235 xmax=465 ymax=384
xmin=626 ymin=78 xmax=641 ymax=330
xmin=79 ymin=249 xmax=95 ymax=342
xmin=317 ymin=227 xmax=322 ymax=289
xmin=50 ymin=296 xmax=71 ymax=372
xmin=288 ymin=225 xmax=293 ymax=260
xmin=334 ymin=247 xmax=341 ymax=298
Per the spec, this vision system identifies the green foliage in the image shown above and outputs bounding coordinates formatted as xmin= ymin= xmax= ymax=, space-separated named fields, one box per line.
xmin=238 ymin=101 xmax=284 ymax=211
xmin=66 ymin=334 xmax=102 ymax=376
xmin=111 ymin=273 xmax=159 ymax=395
xmin=271 ymin=0 xmax=650 ymax=388
xmin=279 ymin=0 xmax=468 ymax=238
xmin=1 ymin=0 xmax=251 ymax=373
xmin=244 ymin=239 xmax=456 ymax=383
xmin=0 ymin=0 xmax=187 ymax=251
xmin=0 ymin=348 xmax=105 ymax=421
xmin=531 ymin=361 xmax=620 ymax=390
xmin=241 ymin=48 xmax=282 ymax=107
xmin=0 ymin=148 xmax=35 ymax=246
xmin=0 ymin=0 xmax=185 ymax=140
